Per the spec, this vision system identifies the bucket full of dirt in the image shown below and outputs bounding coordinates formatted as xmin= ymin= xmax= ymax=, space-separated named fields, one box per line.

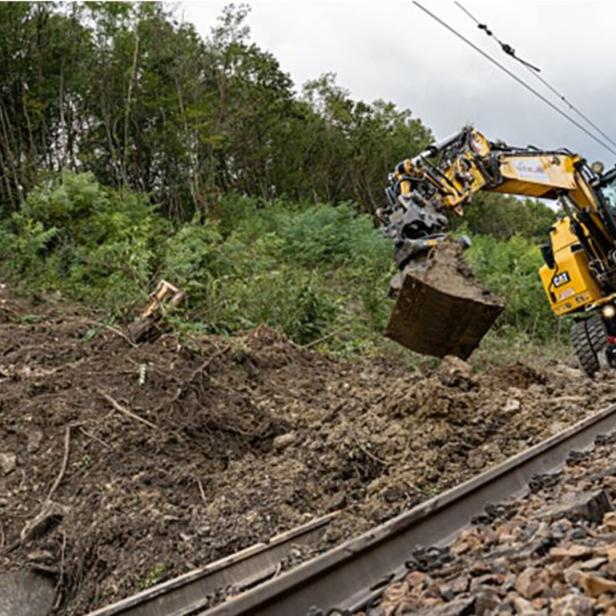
xmin=385 ymin=239 xmax=504 ymax=359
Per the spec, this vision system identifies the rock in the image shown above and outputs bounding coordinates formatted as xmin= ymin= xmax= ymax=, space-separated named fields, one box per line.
xmin=582 ymin=573 xmax=616 ymax=597
xmin=435 ymin=356 xmax=474 ymax=389
xmin=26 ymin=428 xmax=43 ymax=453
xmin=0 ymin=452 xmax=16 ymax=475
xmin=554 ymin=364 xmax=584 ymax=379
xmin=604 ymin=511 xmax=616 ymax=530
xmin=381 ymin=580 xmax=409 ymax=606
xmin=540 ymin=490 xmax=612 ymax=525
xmin=449 ymin=574 xmax=470 ymax=594
xmin=470 ymin=573 xmax=505 ymax=590
xmin=512 ymin=596 xmax=543 ymax=615
xmin=27 ymin=550 xmax=55 ymax=564
xmin=0 ymin=570 xmax=55 ymax=616
xmin=438 ymin=584 xmax=454 ymax=601
xmin=473 ymin=588 xmax=501 ymax=612
xmin=324 ymin=492 xmax=346 ymax=511
xmin=452 ymin=529 xmax=482 ymax=555
xmin=515 ymin=567 xmax=547 ymax=599
xmin=579 ymin=557 xmax=607 ymax=570
xmin=405 ymin=570 xmax=429 ymax=588
xmin=549 ymin=544 xmax=594 ymax=560
xmin=504 ymin=398 xmax=521 ymax=412
xmin=273 ymin=432 xmax=297 ymax=451
xmin=414 ymin=596 xmax=475 ymax=615
xmin=550 ymin=594 xmax=594 ymax=616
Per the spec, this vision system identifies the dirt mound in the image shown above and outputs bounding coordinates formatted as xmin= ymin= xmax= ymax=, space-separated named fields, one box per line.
xmin=1 ymin=284 xmax=616 ymax=614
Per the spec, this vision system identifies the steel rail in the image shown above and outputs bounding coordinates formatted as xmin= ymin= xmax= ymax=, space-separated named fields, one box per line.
xmin=201 ymin=402 xmax=616 ymax=615
xmin=87 ymin=512 xmax=338 ymax=616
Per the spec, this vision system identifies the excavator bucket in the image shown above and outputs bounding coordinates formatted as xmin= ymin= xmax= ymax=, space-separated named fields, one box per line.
xmin=385 ymin=241 xmax=504 ymax=359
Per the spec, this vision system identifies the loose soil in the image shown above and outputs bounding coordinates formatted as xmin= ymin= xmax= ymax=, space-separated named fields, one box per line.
xmin=421 ymin=238 xmax=502 ymax=306
xmin=1 ymin=283 xmax=615 ymax=614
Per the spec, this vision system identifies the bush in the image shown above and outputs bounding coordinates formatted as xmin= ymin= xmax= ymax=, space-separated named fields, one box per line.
xmin=465 ymin=233 xmax=561 ymax=342
xmin=0 ymin=172 xmax=164 ymax=311
xmin=0 ymin=174 xmax=563 ymax=357
xmin=163 ymin=197 xmax=389 ymax=345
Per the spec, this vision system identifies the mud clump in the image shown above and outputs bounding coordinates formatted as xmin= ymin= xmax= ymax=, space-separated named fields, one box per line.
xmin=421 ymin=239 xmax=502 ymax=305
xmin=0 ymin=284 xmax=615 ymax=614
xmin=387 ymin=240 xmax=504 ymax=359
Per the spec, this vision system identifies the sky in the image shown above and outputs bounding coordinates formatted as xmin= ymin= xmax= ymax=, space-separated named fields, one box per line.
xmin=179 ymin=0 xmax=616 ymax=166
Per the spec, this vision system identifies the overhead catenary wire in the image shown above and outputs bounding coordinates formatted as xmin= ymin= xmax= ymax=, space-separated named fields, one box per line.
xmin=454 ymin=1 xmax=541 ymax=72
xmin=454 ymin=1 xmax=616 ymax=152
xmin=412 ymin=1 xmax=616 ymax=158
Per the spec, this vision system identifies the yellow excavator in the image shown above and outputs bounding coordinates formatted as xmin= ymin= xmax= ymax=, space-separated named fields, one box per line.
xmin=381 ymin=126 xmax=616 ymax=376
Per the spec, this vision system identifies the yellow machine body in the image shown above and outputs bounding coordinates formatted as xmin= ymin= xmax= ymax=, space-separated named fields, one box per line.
xmin=539 ymin=218 xmax=603 ymax=316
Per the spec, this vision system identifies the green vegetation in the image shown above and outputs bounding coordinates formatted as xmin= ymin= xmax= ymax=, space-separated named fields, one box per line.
xmin=466 ymin=233 xmax=557 ymax=342
xmin=139 ymin=563 xmax=166 ymax=590
xmin=0 ymin=2 xmax=565 ymax=363
xmin=0 ymin=170 xmax=562 ymax=360
xmin=0 ymin=2 xmax=430 ymax=218
xmin=0 ymin=172 xmax=395 ymax=354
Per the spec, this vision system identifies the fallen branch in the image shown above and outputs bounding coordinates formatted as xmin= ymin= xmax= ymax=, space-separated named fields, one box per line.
xmin=196 ymin=477 xmax=207 ymax=506
xmin=2 ymin=429 xmax=71 ymax=555
xmin=53 ymin=530 xmax=67 ymax=610
xmin=301 ymin=328 xmax=345 ymax=350
xmin=187 ymin=344 xmax=232 ymax=383
xmin=104 ymin=324 xmax=139 ymax=348
xmin=347 ymin=427 xmax=388 ymax=466
xmin=46 ymin=426 xmax=71 ymax=503
xmin=98 ymin=389 xmax=159 ymax=431
xmin=79 ymin=426 xmax=112 ymax=450
xmin=79 ymin=318 xmax=139 ymax=348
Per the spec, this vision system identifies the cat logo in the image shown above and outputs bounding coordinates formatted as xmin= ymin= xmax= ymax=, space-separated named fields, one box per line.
xmin=552 ymin=272 xmax=570 ymax=288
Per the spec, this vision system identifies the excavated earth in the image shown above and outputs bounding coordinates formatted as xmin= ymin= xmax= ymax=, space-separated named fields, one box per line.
xmin=1 ymin=283 xmax=616 ymax=614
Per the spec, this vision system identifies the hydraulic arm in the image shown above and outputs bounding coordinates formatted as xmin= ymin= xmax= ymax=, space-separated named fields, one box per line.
xmin=381 ymin=126 xmax=616 ymax=374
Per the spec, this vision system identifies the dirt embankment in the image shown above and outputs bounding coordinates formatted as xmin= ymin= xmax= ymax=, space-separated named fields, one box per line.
xmin=1 ymin=284 xmax=615 ymax=613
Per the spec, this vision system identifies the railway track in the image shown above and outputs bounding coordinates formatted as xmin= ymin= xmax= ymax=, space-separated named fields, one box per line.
xmin=89 ymin=402 xmax=616 ymax=616
xmin=87 ymin=512 xmax=338 ymax=616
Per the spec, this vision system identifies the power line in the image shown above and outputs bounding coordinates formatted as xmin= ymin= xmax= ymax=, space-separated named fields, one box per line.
xmin=454 ymin=1 xmax=616 ymax=152
xmin=454 ymin=1 xmax=541 ymax=72
xmin=412 ymin=1 xmax=616 ymax=157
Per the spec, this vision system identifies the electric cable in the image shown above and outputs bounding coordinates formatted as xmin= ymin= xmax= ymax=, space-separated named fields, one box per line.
xmin=412 ymin=1 xmax=616 ymax=157
xmin=454 ymin=1 xmax=541 ymax=72
xmin=454 ymin=1 xmax=616 ymax=151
